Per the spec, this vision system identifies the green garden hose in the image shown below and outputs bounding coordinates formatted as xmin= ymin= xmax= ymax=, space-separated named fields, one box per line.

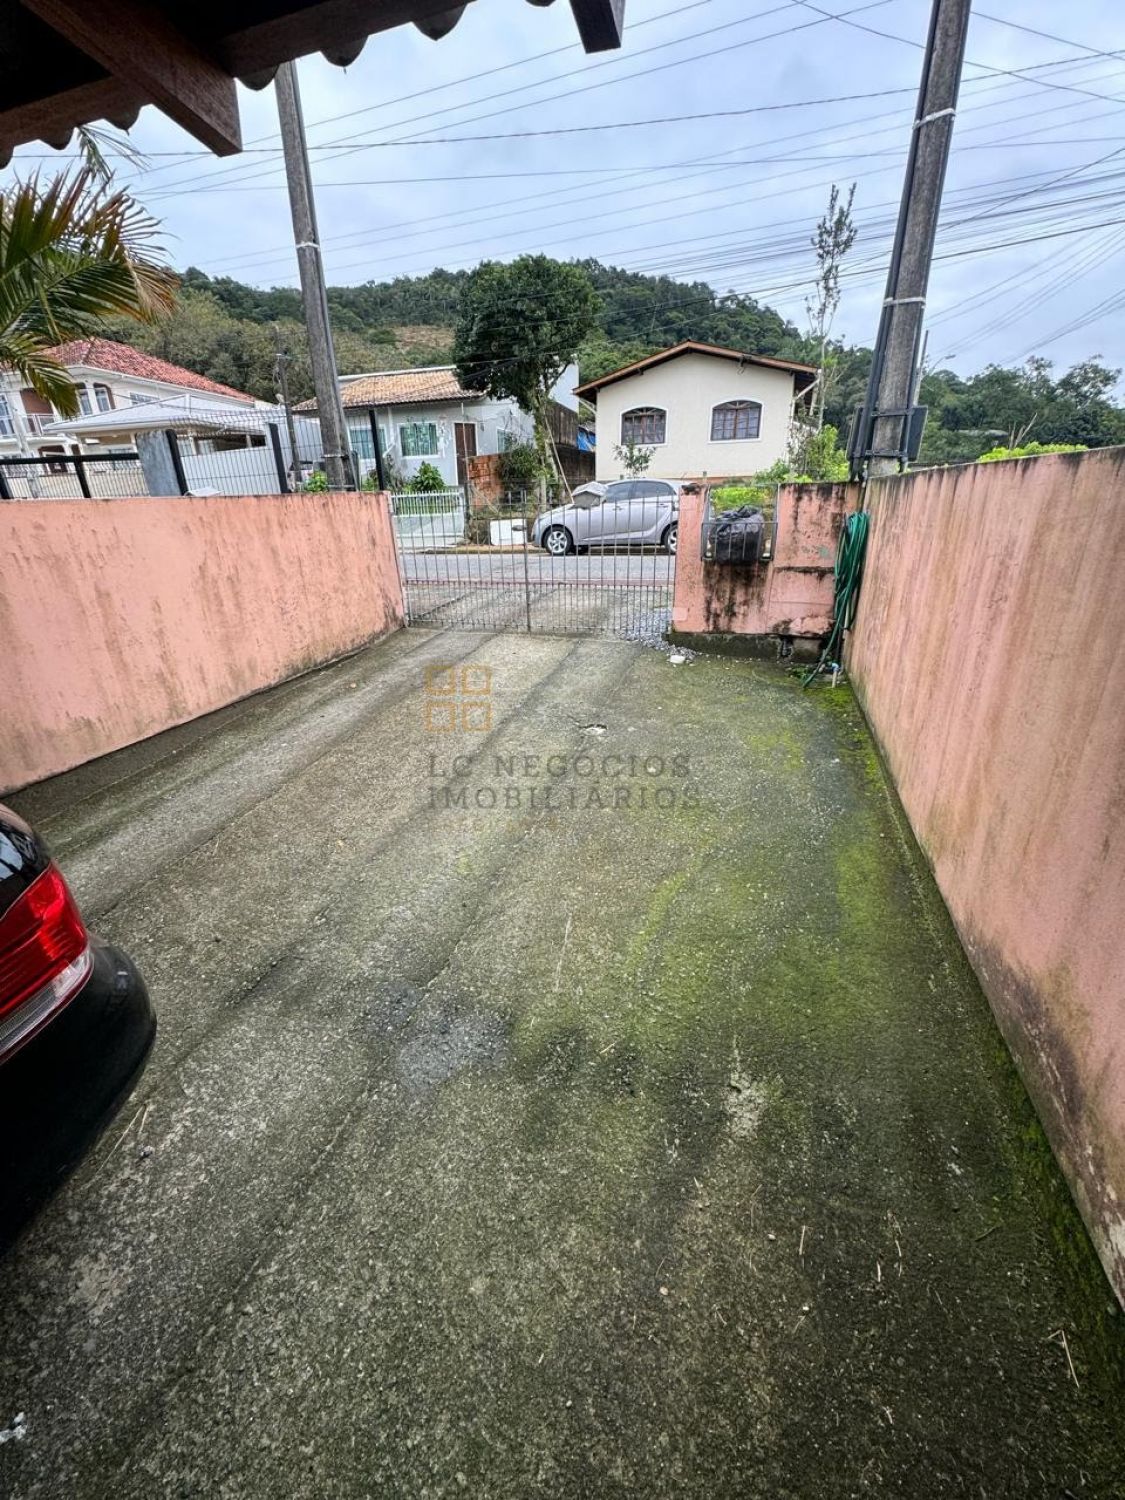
xmin=802 ymin=509 xmax=870 ymax=686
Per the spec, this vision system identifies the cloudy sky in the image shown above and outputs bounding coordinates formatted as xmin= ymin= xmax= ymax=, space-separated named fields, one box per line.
xmin=9 ymin=0 xmax=1125 ymax=381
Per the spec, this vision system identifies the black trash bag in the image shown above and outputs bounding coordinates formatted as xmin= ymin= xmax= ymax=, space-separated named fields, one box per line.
xmin=703 ymin=505 xmax=765 ymax=565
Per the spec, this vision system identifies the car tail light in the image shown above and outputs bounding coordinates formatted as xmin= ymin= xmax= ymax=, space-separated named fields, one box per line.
xmin=0 ymin=864 xmax=92 ymax=1060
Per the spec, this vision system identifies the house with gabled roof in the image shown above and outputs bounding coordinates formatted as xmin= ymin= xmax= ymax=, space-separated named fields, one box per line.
xmin=298 ymin=363 xmax=578 ymax=490
xmin=0 ymin=338 xmax=257 ymax=463
xmin=574 ymin=340 xmax=819 ymax=483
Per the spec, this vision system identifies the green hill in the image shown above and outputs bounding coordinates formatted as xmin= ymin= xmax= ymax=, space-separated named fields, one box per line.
xmin=105 ymin=260 xmax=1125 ymax=465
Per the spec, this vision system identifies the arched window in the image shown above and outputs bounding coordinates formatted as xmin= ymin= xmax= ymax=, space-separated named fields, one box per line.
xmin=711 ymin=399 xmax=762 ymax=441
xmin=93 ymin=383 xmax=115 ymax=413
xmin=621 ymin=406 xmax=666 ymax=445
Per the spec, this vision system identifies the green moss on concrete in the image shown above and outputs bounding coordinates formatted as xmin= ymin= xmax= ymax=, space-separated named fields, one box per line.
xmin=495 ymin=652 xmax=1124 ymax=1492
xmin=20 ymin=635 xmax=1121 ymax=1497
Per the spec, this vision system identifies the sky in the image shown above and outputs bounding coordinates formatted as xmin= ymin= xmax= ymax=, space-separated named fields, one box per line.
xmin=8 ymin=0 xmax=1125 ymax=382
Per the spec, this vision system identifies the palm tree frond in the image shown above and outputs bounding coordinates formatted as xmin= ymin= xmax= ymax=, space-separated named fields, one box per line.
xmin=0 ymin=335 xmax=81 ymax=416
xmin=0 ymin=168 xmax=178 ymax=412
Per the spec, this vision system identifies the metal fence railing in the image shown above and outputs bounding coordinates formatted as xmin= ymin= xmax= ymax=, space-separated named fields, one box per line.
xmin=389 ymin=489 xmax=463 ymax=515
xmin=0 ymin=451 xmax=144 ymax=500
xmin=0 ymin=406 xmax=328 ymax=500
xmin=390 ymin=488 xmax=466 ymax=549
xmin=393 ymin=484 xmax=679 ymax=642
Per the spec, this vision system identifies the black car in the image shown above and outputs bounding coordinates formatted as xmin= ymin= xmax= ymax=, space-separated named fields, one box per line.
xmin=0 ymin=803 xmax=155 ymax=1248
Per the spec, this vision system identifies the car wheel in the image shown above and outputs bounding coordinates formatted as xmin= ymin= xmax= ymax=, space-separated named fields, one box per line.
xmin=662 ymin=523 xmax=678 ymax=555
xmin=543 ymin=526 xmax=573 ymax=556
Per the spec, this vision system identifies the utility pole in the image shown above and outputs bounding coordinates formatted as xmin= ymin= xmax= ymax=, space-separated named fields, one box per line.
xmin=853 ymin=0 xmax=972 ymax=478
xmin=274 ymin=61 xmax=353 ymax=490
xmin=272 ymin=325 xmax=303 ymax=488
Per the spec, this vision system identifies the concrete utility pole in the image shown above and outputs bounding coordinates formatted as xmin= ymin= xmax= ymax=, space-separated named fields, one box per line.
xmin=274 ymin=61 xmax=353 ymax=490
xmin=856 ymin=0 xmax=972 ymax=478
xmin=272 ymin=325 xmax=303 ymax=486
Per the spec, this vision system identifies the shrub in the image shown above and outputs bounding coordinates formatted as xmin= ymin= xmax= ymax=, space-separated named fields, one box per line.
xmin=497 ymin=442 xmax=543 ymax=490
xmin=711 ymin=483 xmax=769 ymax=512
xmin=465 ymin=504 xmax=501 ymax=545
xmin=409 ymin=461 xmax=447 ymax=492
xmin=613 ymin=438 xmax=655 ymax=478
xmin=303 ymin=470 xmax=328 ymax=492
xmin=788 ymin=423 xmax=850 ymax=481
xmin=978 ymin=441 xmax=1087 ymax=463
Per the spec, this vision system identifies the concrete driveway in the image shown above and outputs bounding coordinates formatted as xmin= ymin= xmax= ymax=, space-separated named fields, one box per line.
xmin=1 ymin=629 xmax=1122 ymax=1498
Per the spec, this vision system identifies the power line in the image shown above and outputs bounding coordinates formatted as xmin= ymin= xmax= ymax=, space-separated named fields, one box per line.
xmin=141 ymin=83 xmax=919 ymax=190
xmin=139 ymin=0 xmax=899 ymax=199
xmin=155 ymin=138 xmax=1125 ymax=192
xmin=198 ymin=57 xmax=1125 ymax=279
xmin=136 ymin=0 xmax=723 ymax=175
xmin=793 ymin=0 xmax=1125 ymax=107
xmin=973 ymin=12 xmax=1125 ymax=63
xmin=307 ymin=154 xmax=1125 ymax=288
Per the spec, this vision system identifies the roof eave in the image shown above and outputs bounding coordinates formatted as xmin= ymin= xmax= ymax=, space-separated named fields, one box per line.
xmin=574 ymin=341 xmax=818 ymax=398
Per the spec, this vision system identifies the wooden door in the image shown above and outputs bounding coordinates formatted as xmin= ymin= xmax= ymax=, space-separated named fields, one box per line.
xmin=454 ymin=422 xmax=477 ymax=490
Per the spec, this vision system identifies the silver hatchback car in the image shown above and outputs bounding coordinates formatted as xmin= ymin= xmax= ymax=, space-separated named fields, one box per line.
xmin=530 ymin=479 xmax=680 ymax=556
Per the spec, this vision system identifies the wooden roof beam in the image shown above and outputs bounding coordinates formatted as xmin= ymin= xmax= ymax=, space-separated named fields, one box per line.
xmin=218 ymin=0 xmax=478 ymax=77
xmin=0 ymin=78 xmax=144 ymax=165
xmin=20 ymin=0 xmax=242 ymax=154
xmin=568 ymin=0 xmax=625 ymax=51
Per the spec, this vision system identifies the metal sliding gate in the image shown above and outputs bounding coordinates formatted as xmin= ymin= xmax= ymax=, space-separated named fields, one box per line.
xmin=392 ymin=487 xmax=678 ymax=642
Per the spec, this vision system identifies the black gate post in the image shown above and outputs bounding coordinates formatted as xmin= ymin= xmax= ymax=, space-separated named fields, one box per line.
xmin=0 ymin=465 xmax=11 ymax=501
xmin=268 ymin=422 xmax=290 ymax=493
xmin=368 ymin=409 xmax=387 ymax=491
xmin=165 ymin=430 xmax=189 ymax=495
xmin=71 ymin=453 xmax=92 ymax=499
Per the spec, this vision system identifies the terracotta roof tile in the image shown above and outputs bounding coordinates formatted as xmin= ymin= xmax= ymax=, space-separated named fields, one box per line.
xmin=296 ymin=366 xmax=482 ymax=411
xmin=41 ymin=338 xmax=255 ymax=403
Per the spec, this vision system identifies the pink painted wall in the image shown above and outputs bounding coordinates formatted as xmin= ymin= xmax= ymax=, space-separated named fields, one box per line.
xmin=848 ymin=449 xmax=1125 ymax=1301
xmin=0 ymin=492 xmax=404 ymax=793
xmin=672 ymin=482 xmax=855 ymax=637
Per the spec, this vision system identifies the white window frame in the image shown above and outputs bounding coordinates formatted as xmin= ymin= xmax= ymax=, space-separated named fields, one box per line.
xmin=710 ymin=399 xmax=763 ymax=443
xmin=0 ymin=393 xmax=13 ymax=438
xmin=77 ymin=385 xmax=92 ymax=417
xmin=399 ymin=420 xmax=440 ymax=458
xmin=93 ymin=383 xmax=114 ymax=413
xmin=620 ymin=405 xmax=667 ymax=447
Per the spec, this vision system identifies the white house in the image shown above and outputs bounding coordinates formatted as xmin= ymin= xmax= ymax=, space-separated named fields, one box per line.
xmin=299 ymin=363 xmax=579 ymax=490
xmin=574 ymin=341 xmax=819 ymax=483
xmin=0 ymin=338 xmax=258 ymax=464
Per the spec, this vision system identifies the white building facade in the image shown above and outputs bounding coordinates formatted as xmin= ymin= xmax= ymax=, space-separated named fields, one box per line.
xmin=319 ymin=364 xmax=579 ymax=489
xmin=574 ymin=342 xmax=818 ymax=483
xmin=0 ymin=338 xmax=256 ymax=462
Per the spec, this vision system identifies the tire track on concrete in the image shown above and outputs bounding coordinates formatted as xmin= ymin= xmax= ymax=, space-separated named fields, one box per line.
xmin=0 ymin=639 xmax=651 ymax=1500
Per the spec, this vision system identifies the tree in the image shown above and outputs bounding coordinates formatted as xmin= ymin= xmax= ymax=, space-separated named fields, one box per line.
xmin=453 ymin=256 xmax=600 ymax=501
xmin=613 ymin=438 xmax=655 ymax=478
xmin=577 ymin=332 xmax=656 ymax=385
xmin=916 ymin=355 xmax=1125 ymax=465
xmin=0 ymin=170 xmax=176 ymax=416
xmin=806 ymin=183 xmax=857 ymax=432
xmin=788 ymin=422 xmax=850 ymax=481
xmin=106 ymin=288 xmax=397 ymax=404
